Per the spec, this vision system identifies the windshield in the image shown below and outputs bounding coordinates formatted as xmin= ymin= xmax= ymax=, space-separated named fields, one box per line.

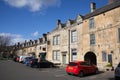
xmin=68 ymin=62 xmax=77 ymax=66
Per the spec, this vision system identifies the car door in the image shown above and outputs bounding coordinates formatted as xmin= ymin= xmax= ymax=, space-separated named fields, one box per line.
xmin=87 ymin=64 xmax=95 ymax=73
xmin=80 ymin=62 xmax=90 ymax=74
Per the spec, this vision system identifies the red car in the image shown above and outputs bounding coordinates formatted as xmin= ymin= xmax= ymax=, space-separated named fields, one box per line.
xmin=66 ymin=61 xmax=98 ymax=77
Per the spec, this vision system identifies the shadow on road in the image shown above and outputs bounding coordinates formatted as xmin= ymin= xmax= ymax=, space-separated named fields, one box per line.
xmin=108 ymin=78 xmax=114 ymax=80
xmin=83 ymin=71 xmax=105 ymax=77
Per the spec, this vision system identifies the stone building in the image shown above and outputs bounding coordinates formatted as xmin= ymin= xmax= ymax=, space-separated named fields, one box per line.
xmin=46 ymin=0 xmax=120 ymax=69
xmin=13 ymin=0 xmax=120 ymax=70
xmin=15 ymin=34 xmax=47 ymax=59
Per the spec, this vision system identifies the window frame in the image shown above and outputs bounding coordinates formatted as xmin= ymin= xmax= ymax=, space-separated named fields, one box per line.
xmin=71 ymin=30 xmax=77 ymax=43
xmin=53 ymin=35 xmax=60 ymax=45
xmin=118 ymin=28 xmax=120 ymax=42
xmin=90 ymin=33 xmax=95 ymax=45
xmin=71 ymin=49 xmax=77 ymax=61
xmin=102 ymin=51 xmax=107 ymax=62
xmin=53 ymin=50 xmax=60 ymax=61
xmin=89 ymin=18 xmax=95 ymax=29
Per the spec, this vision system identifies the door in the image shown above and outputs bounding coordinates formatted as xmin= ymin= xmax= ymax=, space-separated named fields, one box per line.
xmin=108 ymin=54 xmax=112 ymax=63
xmin=62 ymin=54 xmax=66 ymax=64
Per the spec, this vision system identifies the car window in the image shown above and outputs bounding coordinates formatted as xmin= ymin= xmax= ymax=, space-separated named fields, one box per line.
xmin=118 ymin=63 xmax=120 ymax=67
xmin=68 ymin=62 xmax=77 ymax=66
xmin=80 ymin=62 xmax=90 ymax=66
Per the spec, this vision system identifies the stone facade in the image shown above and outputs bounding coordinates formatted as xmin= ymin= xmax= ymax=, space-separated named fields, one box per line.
xmin=14 ymin=0 xmax=120 ymax=70
xmin=15 ymin=34 xmax=47 ymax=59
xmin=46 ymin=0 xmax=120 ymax=69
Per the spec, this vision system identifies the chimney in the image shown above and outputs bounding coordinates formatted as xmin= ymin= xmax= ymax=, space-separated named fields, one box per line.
xmin=91 ymin=2 xmax=96 ymax=12
xmin=57 ymin=19 xmax=61 ymax=25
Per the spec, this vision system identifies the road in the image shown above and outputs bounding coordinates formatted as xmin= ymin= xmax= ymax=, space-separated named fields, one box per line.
xmin=0 ymin=60 xmax=114 ymax=80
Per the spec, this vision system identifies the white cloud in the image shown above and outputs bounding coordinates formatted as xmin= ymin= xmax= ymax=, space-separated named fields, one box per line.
xmin=31 ymin=31 xmax=39 ymax=37
xmin=3 ymin=0 xmax=61 ymax=12
xmin=0 ymin=33 xmax=28 ymax=45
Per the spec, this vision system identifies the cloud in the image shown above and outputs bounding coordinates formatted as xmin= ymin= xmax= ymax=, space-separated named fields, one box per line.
xmin=3 ymin=0 xmax=61 ymax=12
xmin=31 ymin=31 xmax=39 ymax=37
xmin=0 ymin=33 xmax=28 ymax=45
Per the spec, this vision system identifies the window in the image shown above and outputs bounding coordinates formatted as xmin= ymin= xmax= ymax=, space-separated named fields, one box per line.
xmin=53 ymin=35 xmax=60 ymax=45
xmin=47 ymin=41 xmax=50 ymax=45
xmin=53 ymin=51 xmax=60 ymax=61
xmin=43 ymin=47 xmax=46 ymax=51
xmin=90 ymin=34 xmax=95 ymax=45
xmin=108 ymin=54 xmax=112 ymax=63
xmin=72 ymin=49 xmax=77 ymax=61
xmin=89 ymin=18 xmax=94 ymax=29
xmin=102 ymin=51 xmax=107 ymax=62
xmin=71 ymin=30 xmax=77 ymax=43
xmin=118 ymin=28 xmax=120 ymax=42
xmin=66 ymin=20 xmax=70 ymax=27
xmin=76 ymin=16 xmax=82 ymax=24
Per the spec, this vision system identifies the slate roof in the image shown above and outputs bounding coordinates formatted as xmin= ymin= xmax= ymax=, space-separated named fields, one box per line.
xmin=53 ymin=0 xmax=120 ymax=31
xmin=84 ymin=0 xmax=120 ymax=19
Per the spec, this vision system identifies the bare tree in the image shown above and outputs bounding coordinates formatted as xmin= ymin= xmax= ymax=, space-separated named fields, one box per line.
xmin=0 ymin=34 xmax=11 ymax=58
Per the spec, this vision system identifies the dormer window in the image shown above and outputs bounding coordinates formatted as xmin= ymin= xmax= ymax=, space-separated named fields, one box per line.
xmin=66 ymin=20 xmax=71 ymax=27
xmin=76 ymin=15 xmax=83 ymax=24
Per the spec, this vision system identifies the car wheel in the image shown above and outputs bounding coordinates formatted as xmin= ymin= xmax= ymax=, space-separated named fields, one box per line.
xmin=50 ymin=64 xmax=53 ymax=68
xmin=78 ymin=71 xmax=84 ymax=77
xmin=67 ymin=73 xmax=71 ymax=75
xmin=95 ymin=68 xmax=99 ymax=74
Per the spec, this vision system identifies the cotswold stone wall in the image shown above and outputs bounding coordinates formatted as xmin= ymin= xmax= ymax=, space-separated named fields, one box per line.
xmin=47 ymin=6 xmax=120 ymax=69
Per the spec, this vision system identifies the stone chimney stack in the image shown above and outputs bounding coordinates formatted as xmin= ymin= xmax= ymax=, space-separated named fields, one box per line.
xmin=91 ymin=2 xmax=96 ymax=12
xmin=57 ymin=19 xmax=61 ymax=25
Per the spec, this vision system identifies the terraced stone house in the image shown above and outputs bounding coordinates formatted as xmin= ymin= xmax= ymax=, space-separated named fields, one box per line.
xmin=14 ymin=0 xmax=120 ymax=70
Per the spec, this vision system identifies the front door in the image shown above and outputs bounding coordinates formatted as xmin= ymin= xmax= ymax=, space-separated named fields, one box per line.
xmin=62 ymin=54 xmax=66 ymax=64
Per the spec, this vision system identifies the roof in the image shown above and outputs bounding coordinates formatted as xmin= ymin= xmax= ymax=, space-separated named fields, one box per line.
xmin=84 ymin=0 xmax=120 ymax=19
xmin=53 ymin=0 xmax=120 ymax=32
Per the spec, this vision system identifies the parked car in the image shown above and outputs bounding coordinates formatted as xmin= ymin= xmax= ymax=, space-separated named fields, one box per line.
xmin=23 ymin=57 xmax=33 ymax=66
xmin=28 ymin=58 xmax=38 ymax=68
xmin=19 ymin=55 xmax=29 ymax=63
xmin=37 ymin=60 xmax=54 ymax=68
xmin=115 ymin=62 xmax=120 ymax=80
xmin=13 ymin=56 xmax=19 ymax=62
xmin=66 ymin=61 xmax=98 ymax=77
xmin=16 ymin=56 xmax=20 ymax=62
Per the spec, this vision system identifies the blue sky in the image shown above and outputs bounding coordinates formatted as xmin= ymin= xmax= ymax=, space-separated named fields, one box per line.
xmin=0 ymin=0 xmax=108 ymax=45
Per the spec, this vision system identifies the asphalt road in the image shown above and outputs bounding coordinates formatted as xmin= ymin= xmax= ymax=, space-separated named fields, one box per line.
xmin=0 ymin=60 xmax=115 ymax=80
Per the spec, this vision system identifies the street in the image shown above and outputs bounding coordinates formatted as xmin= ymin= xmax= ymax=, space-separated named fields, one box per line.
xmin=0 ymin=60 xmax=114 ymax=80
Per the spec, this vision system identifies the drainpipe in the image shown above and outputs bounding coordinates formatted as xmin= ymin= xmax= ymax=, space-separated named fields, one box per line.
xmin=68 ymin=30 xmax=70 ymax=63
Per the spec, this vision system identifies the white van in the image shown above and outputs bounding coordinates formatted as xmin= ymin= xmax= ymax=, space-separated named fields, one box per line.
xmin=19 ymin=56 xmax=29 ymax=63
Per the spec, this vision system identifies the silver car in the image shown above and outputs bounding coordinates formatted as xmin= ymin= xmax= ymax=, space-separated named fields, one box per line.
xmin=115 ymin=63 xmax=120 ymax=80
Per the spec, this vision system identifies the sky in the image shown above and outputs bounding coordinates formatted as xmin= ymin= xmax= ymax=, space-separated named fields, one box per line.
xmin=0 ymin=0 xmax=108 ymax=45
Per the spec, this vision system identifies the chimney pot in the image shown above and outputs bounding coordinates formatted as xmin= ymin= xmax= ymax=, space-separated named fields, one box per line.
xmin=91 ymin=2 xmax=96 ymax=12
xmin=57 ymin=19 xmax=61 ymax=25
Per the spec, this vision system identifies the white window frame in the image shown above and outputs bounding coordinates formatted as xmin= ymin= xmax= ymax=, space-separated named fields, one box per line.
xmin=89 ymin=18 xmax=95 ymax=29
xmin=53 ymin=35 xmax=60 ymax=45
xmin=90 ymin=34 xmax=95 ymax=45
xmin=71 ymin=30 xmax=77 ymax=43
xmin=53 ymin=50 xmax=60 ymax=61
xmin=72 ymin=49 xmax=77 ymax=61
